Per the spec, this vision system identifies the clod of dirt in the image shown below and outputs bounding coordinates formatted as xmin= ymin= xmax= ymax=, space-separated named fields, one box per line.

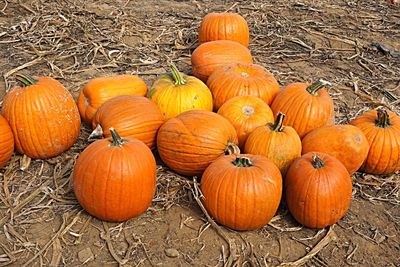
xmin=78 ymin=248 xmax=94 ymax=263
xmin=164 ymin=248 xmax=179 ymax=258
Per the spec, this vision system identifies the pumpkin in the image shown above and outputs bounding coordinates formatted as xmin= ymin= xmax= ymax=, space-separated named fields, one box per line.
xmin=191 ymin=40 xmax=253 ymax=82
xmin=217 ymin=96 xmax=274 ymax=149
xmin=0 ymin=115 xmax=14 ymax=168
xmin=350 ymin=109 xmax=400 ymax=174
xmin=78 ymin=74 xmax=147 ymax=124
xmin=302 ymin=125 xmax=369 ymax=174
xmin=157 ymin=110 xmax=239 ymax=176
xmin=208 ymin=63 xmax=280 ymax=110
xmin=2 ymin=74 xmax=81 ymax=159
xmin=73 ymin=128 xmax=156 ymax=222
xmin=90 ymin=96 xmax=164 ymax=150
xmin=270 ymin=80 xmax=334 ymax=138
xmin=201 ymin=154 xmax=282 ymax=230
xmin=199 ymin=12 xmax=249 ymax=47
xmin=285 ymin=152 xmax=352 ymax=229
xmin=147 ymin=64 xmax=213 ymax=119
xmin=244 ymin=112 xmax=301 ymax=175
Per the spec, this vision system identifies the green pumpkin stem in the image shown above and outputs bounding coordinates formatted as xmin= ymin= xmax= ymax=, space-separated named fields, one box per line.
xmin=109 ymin=128 xmax=126 ymax=147
xmin=311 ymin=155 xmax=325 ymax=169
xmin=16 ymin=74 xmax=38 ymax=87
xmin=375 ymin=109 xmax=391 ymax=128
xmin=224 ymin=142 xmax=240 ymax=155
xmin=232 ymin=157 xmax=254 ymax=167
xmin=170 ymin=64 xmax=187 ymax=86
xmin=271 ymin=112 xmax=286 ymax=132
xmin=306 ymin=79 xmax=331 ymax=95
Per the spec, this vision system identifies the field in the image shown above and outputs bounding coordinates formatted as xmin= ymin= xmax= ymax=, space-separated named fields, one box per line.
xmin=0 ymin=0 xmax=399 ymax=266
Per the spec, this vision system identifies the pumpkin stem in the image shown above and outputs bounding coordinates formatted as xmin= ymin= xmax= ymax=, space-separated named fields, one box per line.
xmin=270 ymin=112 xmax=286 ymax=132
xmin=170 ymin=64 xmax=187 ymax=86
xmin=311 ymin=155 xmax=325 ymax=169
xmin=306 ymin=79 xmax=331 ymax=95
xmin=224 ymin=142 xmax=240 ymax=155
xmin=88 ymin=124 xmax=104 ymax=142
xmin=232 ymin=156 xmax=254 ymax=167
xmin=109 ymin=128 xmax=126 ymax=147
xmin=375 ymin=108 xmax=391 ymax=128
xmin=16 ymin=73 xmax=38 ymax=87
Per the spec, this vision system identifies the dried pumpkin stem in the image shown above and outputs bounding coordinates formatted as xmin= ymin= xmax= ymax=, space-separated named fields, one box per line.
xmin=15 ymin=73 xmax=38 ymax=87
xmin=306 ymin=79 xmax=332 ymax=95
xmin=224 ymin=142 xmax=240 ymax=155
xmin=109 ymin=128 xmax=126 ymax=147
xmin=375 ymin=109 xmax=391 ymax=128
xmin=170 ymin=64 xmax=187 ymax=86
xmin=271 ymin=112 xmax=286 ymax=132
xmin=232 ymin=157 xmax=253 ymax=167
xmin=311 ymin=155 xmax=325 ymax=169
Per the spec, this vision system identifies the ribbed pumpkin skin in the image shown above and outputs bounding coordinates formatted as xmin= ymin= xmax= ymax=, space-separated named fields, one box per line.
xmin=2 ymin=77 xmax=81 ymax=159
xmin=285 ymin=152 xmax=352 ymax=229
xmin=208 ymin=63 xmax=280 ymax=110
xmin=199 ymin=12 xmax=249 ymax=47
xmin=78 ymin=75 xmax=147 ymax=124
xmin=217 ymin=96 xmax=274 ymax=149
xmin=92 ymin=96 xmax=164 ymax=150
xmin=0 ymin=115 xmax=14 ymax=168
xmin=201 ymin=154 xmax=282 ymax=230
xmin=302 ymin=125 xmax=370 ymax=174
xmin=191 ymin=40 xmax=253 ymax=82
xmin=350 ymin=110 xmax=400 ymax=174
xmin=271 ymin=82 xmax=334 ymax=138
xmin=73 ymin=136 xmax=156 ymax=222
xmin=157 ymin=110 xmax=238 ymax=176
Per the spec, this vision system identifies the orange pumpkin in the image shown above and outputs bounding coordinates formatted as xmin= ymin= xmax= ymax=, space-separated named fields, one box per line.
xmin=217 ymin=96 xmax=274 ymax=149
xmin=244 ymin=112 xmax=302 ymax=175
xmin=271 ymin=80 xmax=334 ymax=138
xmin=201 ymin=154 xmax=282 ymax=230
xmin=73 ymin=128 xmax=156 ymax=222
xmin=0 ymin=115 xmax=14 ymax=168
xmin=191 ymin=40 xmax=253 ymax=82
xmin=285 ymin=152 xmax=352 ymax=229
xmin=78 ymin=74 xmax=147 ymax=124
xmin=90 ymin=96 xmax=164 ymax=150
xmin=350 ymin=109 xmax=400 ymax=174
xmin=302 ymin=125 xmax=369 ymax=174
xmin=208 ymin=63 xmax=280 ymax=110
xmin=157 ymin=110 xmax=239 ymax=176
xmin=2 ymin=74 xmax=81 ymax=159
xmin=199 ymin=12 xmax=249 ymax=47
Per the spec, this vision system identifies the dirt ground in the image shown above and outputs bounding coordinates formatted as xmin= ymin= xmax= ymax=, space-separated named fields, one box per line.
xmin=0 ymin=0 xmax=399 ymax=266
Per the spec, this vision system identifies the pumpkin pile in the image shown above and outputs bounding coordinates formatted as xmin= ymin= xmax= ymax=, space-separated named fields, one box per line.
xmin=1 ymin=12 xmax=399 ymax=229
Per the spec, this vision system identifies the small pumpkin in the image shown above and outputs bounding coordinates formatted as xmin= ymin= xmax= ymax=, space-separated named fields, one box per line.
xmin=244 ymin=112 xmax=302 ymax=175
xmin=73 ymin=128 xmax=156 ymax=222
xmin=302 ymin=124 xmax=369 ymax=174
xmin=148 ymin=64 xmax=213 ymax=119
xmin=90 ymin=96 xmax=164 ymax=150
xmin=78 ymin=74 xmax=147 ymax=124
xmin=2 ymin=74 xmax=81 ymax=159
xmin=191 ymin=40 xmax=253 ymax=82
xmin=350 ymin=109 xmax=400 ymax=174
xmin=285 ymin=152 xmax=352 ymax=229
xmin=0 ymin=115 xmax=14 ymax=168
xmin=208 ymin=63 xmax=280 ymax=110
xmin=201 ymin=154 xmax=282 ymax=230
xmin=157 ymin=110 xmax=239 ymax=176
xmin=199 ymin=12 xmax=249 ymax=47
xmin=217 ymin=96 xmax=274 ymax=149
xmin=271 ymin=80 xmax=334 ymax=138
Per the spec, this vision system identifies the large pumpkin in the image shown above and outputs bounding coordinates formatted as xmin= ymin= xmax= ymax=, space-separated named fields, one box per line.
xmin=201 ymin=154 xmax=282 ymax=230
xmin=217 ymin=96 xmax=274 ymax=149
xmin=302 ymin=124 xmax=369 ymax=174
xmin=198 ymin=12 xmax=249 ymax=47
xmin=208 ymin=63 xmax=280 ymax=110
xmin=271 ymin=80 xmax=334 ymax=138
xmin=157 ymin=110 xmax=239 ymax=176
xmin=285 ymin=152 xmax=352 ymax=229
xmin=148 ymin=64 xmax=213 ymax=119
xmin=350 ymin=109 xmax=400 ymax=174
xmin=191 ymin=40 xmax=253 ymax=82
xmin=2 ymin=74 xmax=81 ymax=159
xmin=73 ymin=128 xmax=156 ymax=222
xmin=244 ymin=112 xmax=302 ymax=176
xmin=90 ymin=96 xmax=164 ymax=150
xmin=0 ymin=115 xmax=14 ymax=168
xmin=78 ymin=74 xmax=147 ymax=124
